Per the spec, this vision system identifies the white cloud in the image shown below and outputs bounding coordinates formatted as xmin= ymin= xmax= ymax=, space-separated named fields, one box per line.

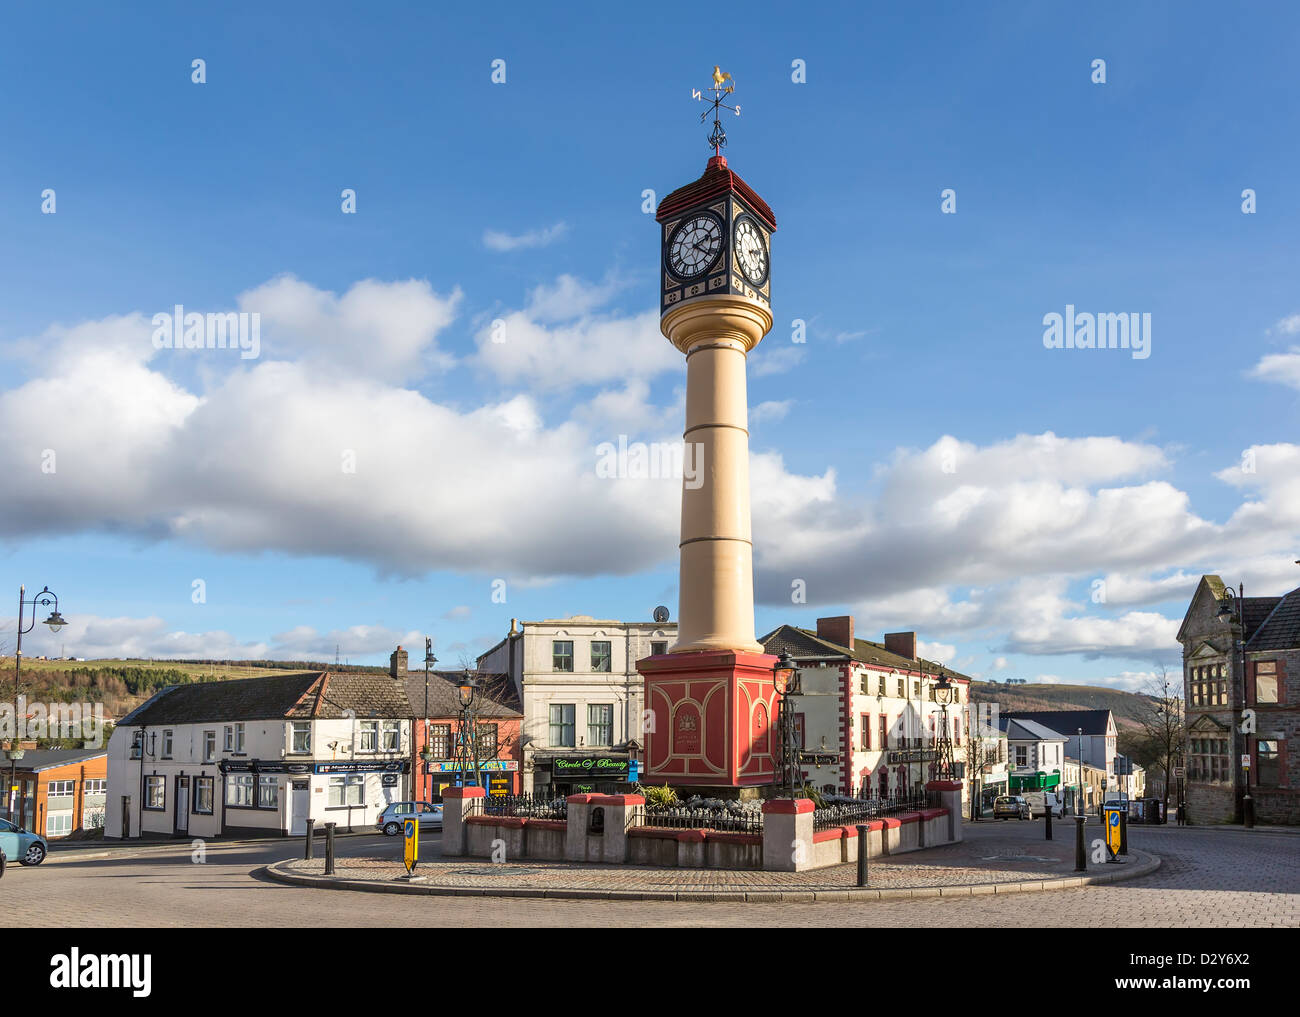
xmin=483 ymin=221 xmax=568 ymax=252
xmin=238 ymin=275 xmax=461 ymax=380
xmin=270 ymin=624 xmax=423 ymax=658
xmin=8 ymin=614 xmax=270 ymax=661
xmin=750 ymin=400 xmax=792 ymax=425
xmin=1248 ymin=348 xmax=1300 ymax=391
xmin=1267 ymin=313 xmax=1300 ymax=336
xmin=750 ymin=343 xmax=806 ymax=377
xmin=916 ymin=639 xmax=956 ymax=662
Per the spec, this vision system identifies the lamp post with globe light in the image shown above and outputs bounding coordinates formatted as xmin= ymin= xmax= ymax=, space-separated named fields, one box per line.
xmin=772 ymin=652 xmax=798 ymax=797
xmin=9 ymin=586 xmax=67 ymax=823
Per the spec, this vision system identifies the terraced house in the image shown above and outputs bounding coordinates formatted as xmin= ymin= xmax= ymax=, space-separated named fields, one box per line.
xmin=105 ymin=671 xmax=412 ymax=840
xmin=1178 ymin=575 xmax=1300 ymax=825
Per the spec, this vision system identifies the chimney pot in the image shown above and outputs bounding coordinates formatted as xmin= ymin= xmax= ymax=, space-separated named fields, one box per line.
xmin=815 ymin=616 xmax=854 ymax=651
xmin=884 ymin=631 xmax=917 ymax=662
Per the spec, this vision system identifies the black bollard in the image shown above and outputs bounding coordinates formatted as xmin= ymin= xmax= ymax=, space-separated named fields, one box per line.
xmin=856 ymin=824 xmax=869 ymax=887
xmin=1074 ymin=815 xmax=1086 ymax=872
xmin=1044 ymin=803 xmax=1053 ymax=841
xmin=1118 ymin=808 xmax=1128 ymax=856
xmin=304 ymin=817 xmax=315 ymax=860
xmin=324 ymin=821 xmax=336 ymax=875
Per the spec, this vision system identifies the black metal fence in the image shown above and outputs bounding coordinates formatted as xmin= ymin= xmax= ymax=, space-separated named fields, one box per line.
xmin=812 ymin=792 xmax=934 ymax=832
xmin=478 ymin=793 xmax=568 ymax=820
xmin=641 ymin=805 xmax=764 ymax=834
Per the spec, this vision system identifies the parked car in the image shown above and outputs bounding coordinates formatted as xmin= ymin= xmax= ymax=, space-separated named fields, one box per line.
xmin=376 ymin=801 xmax=443 ymax=836
xmin=0 ymin=817 xmax=48 ymax=865
xmin=993 ymin=795 xmax=1030 ymax=820
xmin=1022 ymin=791 xmax=1065 ymax=818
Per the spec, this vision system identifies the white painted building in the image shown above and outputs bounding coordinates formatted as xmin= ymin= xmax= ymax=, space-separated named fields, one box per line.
xmin=105 ymin=671 xmax=412 ymax=840
xmin=761 ymin=618 xmax=974 ymax=800
xmin=477 ymin=615 xmax=676 ymax=794
xmin=1000 ymin=717 xmax=1069 ymax=797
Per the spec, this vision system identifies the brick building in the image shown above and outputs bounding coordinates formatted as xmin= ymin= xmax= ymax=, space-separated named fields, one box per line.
xmin=1 ymin=747 xmax=108 ymax=839
xmin=1177 ymin=575 xmax=1299 ymax=825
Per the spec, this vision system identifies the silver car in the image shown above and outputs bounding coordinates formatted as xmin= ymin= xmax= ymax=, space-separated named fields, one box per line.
xmin=376 ymin=801 xmax=443 ymax=836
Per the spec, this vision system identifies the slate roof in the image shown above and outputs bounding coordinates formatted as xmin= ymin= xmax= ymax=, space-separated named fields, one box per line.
xmin=759 ymin=624 xmax=971 ymax=682
xmin=119 ymin=671 xmax=413 ymax=726
xmin=1000 ymin=717 xmax=1069 ymax=742
xmin=1002 ymin=710 xmax=1112 ymax=737
xmin=11 ymin=748 xmax=106 ymax=770
xmin=403 ymin=671 xmax=522 ymax=719
xmin=1246 ymin=587 xmax=1300 ymax=651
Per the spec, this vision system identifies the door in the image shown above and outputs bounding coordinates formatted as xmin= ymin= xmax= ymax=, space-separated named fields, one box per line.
xmin=289 ymin=782 xmax=310 ymax=836
xmin=175 ymin=777 xmax=189 ymax=834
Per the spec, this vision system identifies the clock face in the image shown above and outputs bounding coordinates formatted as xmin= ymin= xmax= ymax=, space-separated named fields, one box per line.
xmin=667 ymin=213 xmax=724 ymax=279
xmin=733 ymin=215 xmax=769 ymax=285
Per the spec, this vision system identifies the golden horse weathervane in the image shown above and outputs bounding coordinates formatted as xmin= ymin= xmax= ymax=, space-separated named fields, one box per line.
xmin=693 ymin=66 xmax=740 ymax=154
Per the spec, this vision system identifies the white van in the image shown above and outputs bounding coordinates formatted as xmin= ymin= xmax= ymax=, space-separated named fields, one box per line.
xmin=1021 ymin=791 xmax=1064 ymax=818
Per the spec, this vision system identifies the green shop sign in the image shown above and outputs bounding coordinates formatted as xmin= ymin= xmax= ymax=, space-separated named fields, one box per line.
xmin=552 ymin=756 xmax=629 ymax=779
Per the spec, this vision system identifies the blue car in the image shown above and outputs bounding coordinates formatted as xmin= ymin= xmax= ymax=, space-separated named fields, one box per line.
xmin=0 ymin=817 xmax=48 ymax=866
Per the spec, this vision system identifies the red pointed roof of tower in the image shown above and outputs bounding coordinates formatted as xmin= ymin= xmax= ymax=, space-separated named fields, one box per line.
xmin=655 ymin=155 xmax=777 ymax=230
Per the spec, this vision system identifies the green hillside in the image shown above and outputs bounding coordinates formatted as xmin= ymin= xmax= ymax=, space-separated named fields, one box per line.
xmin=969 ymin=680 xmax=1157 ymax=731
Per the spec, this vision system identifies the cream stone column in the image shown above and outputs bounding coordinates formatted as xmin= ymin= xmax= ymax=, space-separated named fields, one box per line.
xmin=663 ymin=294 xmax=772 ymax=654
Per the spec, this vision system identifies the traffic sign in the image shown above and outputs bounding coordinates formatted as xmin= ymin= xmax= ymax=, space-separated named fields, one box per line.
xmin=1241 ymin=754 xmax=1251 ymax=769
xmin=1104 ymin=807 xmax=1123 ymax=857
xmin=1173 ymin=767 xmax=1183 ymax=779
xmin=403 ymin=817 xmax=419 ymax=874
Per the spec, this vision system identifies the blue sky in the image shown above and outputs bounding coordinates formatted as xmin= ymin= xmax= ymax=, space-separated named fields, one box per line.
xmin=2 ymin=1 xmax=1298 ymax=687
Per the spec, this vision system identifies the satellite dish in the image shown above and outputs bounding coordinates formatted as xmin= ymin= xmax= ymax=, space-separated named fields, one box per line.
xmin=653 ymin=606 xmax=670 ymax=623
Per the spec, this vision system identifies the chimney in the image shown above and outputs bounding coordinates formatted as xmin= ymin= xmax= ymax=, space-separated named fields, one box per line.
xmin=389 ymin=645 xmax=408 ymax=681
xmin=816 ymin=616 xmax=854 ymax=650
xmin=884 ymin=631 xmax=917 ymax=661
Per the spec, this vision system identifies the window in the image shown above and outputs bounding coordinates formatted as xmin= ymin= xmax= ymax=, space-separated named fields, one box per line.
xmin=896 ymin=678 xmax=905 ymax=698
xmin=549 ymin=704 xmax=576 ymax=747
xmin=145 ymin=776 xmax=166 ymax=810
xmin=587 ymin=704 xmax=613 ymax=746
xmin=381 ymin=720 xmax=400 ymax=752
xmin=290 ymin=722 xmax=311 ymax=754
xmin=226 ymin=773 xmax=255 ymax=807
xmin=552 ymin=640 xmax=574 ymax=672
xmin=257 ymin=775 xmax=279 ymax=809
xmin=428 ymin=724 xmax=451 ymax=760
xmin=194 ymin=777 xmax=214 ymax=815
xmin=913 ymin=680 xmax=921 ymax=698
xmin=651 ymin=641 xmax=668 ymax=656
xmin=224 ymin=726 xmax=233 ymax=751
xmin=47 ymin=813 xmax=73 ymax=837
xmin=879 ymin=715 xmax=888 ymax=750
xmin=83 ymin=779 xmax=107 ymax=795
xmin=359 ymin=721 xmax=379 ymax=753
xmin=327 ymin=774 xmax=364 ymax=807
xmin=161 ymin=730 xmax=173 ymax=758
xmin=591 ymin=641 xmax=612 ymax=673
xmin=1257 ymin=740 xmax=1282 ymax=786
xmin=1189 ymin=737 xmax=1229 ymax=783
xmin=1255 ymin=662 xmax=1279 ymax=705
xmin=203 ymin=730 xmax=216 ymax=762
xmin=1015 ymin=746 xmax=1028 ymax=767
xmin=955 ymin=717 xmax=962 ymax=745
xmin=878 ymin=676 xmax=886 ymax=696
xmin=476 ymin=723 xmax=498 ymax=757
xmin=47 ymin=780 xmax=75 ymax=798
xmin=860 ymin=714 xmax=871 ymax=751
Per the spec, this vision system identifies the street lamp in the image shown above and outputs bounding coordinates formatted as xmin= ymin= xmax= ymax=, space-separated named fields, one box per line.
xmin=1216 ymin=584 xmax=1254 ymax=828
xmin=9 ymin=585 xmax=66 ymax=824
xmin=933 ymin=670 xmax=957 ymax=781
xmin=453 ymin=668 xmax=481 ymax=791
xmin=419 ymin=639 xmax=438 ymax=798
xmin=772 ymin=651 xmax=798 ymax=798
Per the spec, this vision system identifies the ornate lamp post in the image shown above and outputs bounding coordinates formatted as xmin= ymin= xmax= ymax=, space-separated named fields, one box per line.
xmin=772 ymin=652 xmax=798 ymax=798
xmin=1216 ymin=585 xmax=1254 ymax=829
xmin=418 ymin=639 xmax=438 ymax=799
xmin=9 ymin=585 xmax=67 ymax=823
xmin=933 ymin=670 xmax=958 ymax=781
xmin=453 ymin=668 xmax=481 ymax=791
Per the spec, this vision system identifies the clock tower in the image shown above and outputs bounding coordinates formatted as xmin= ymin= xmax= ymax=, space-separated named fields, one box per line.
xmin=637 ymin=72 xmax=781 ymax=791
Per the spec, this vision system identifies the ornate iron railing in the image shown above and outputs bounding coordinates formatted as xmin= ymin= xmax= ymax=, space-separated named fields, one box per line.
xmin=812 ymin=792 xmax=933 ymax=831
xmin=477 ymin=793 xmax=568 ymax=820
xmin=640 ymin=804 xmax=764 ymax=834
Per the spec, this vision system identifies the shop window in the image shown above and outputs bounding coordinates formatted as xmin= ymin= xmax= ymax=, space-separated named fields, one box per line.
xmin=258 ymin=775 xmax=279 ymax=809
xmin=226 ymin=773 xmax=255 ymax=807
xmin=194 ymin=777 xmax=214 ymax=815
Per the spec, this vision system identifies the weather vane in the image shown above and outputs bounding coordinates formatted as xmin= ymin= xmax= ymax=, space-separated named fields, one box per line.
xmin=693 ymin=66 xmax=740 ymax=155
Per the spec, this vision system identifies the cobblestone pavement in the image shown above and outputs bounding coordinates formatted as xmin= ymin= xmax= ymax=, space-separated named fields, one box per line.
xmin=276 ymin=820 xmax=1139 ymax=894
xmin=5 ymin=822 xmax=1298 ymax=927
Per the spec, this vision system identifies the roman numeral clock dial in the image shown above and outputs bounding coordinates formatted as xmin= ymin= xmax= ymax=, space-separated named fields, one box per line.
xmin=667 ymin=213 xmax=723 ymax=279
xmin=733 ymin=214 xmax=768 ymax=285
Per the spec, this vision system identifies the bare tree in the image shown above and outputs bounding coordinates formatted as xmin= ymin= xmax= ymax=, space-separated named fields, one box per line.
xmin=1134 ymin=664 xmax=1185 ymax=806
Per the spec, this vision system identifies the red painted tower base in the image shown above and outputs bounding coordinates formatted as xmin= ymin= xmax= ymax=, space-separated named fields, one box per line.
xmin=637 ymin=649 xmax=779 ymax=788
